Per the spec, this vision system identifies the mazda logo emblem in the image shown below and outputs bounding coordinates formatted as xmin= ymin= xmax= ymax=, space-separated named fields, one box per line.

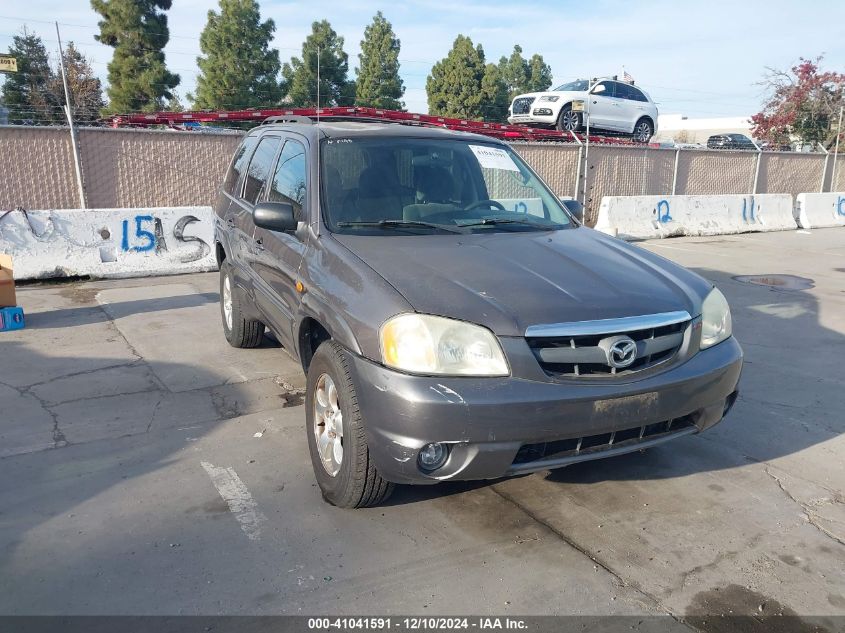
xmin=602 ymin=336 xmax=638 ymax=369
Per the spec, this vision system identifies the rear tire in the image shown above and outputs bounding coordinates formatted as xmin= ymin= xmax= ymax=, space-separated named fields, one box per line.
xmin=220 ymin=259 xmax=265 ymax=348
xmin=633 ymin=117 xmax=654 ymax=143
xmin=556 ymin=105 xmax=582 ymax=132
xmin=306 ymin=341 xmax=394 ymax=508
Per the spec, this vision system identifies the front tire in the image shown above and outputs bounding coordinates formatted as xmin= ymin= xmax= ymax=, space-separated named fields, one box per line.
xmin=306 ymin=341 xmax=394 ymax=508
xmin=556 ymin=105 xmax=582 ymax=132
xmin=633 ymin=117 xmax=654 ymax=143
xmin=220 ymin=259 xmax=265 ymax=348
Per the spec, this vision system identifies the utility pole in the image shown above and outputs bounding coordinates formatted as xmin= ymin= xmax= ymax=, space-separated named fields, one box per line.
xmin=581 ymin=78 xmax=595 ymax=205
xmin=316 ymin=46 xmax=320 ymax=122
xmin=832 ymin=104 xmax=843 ymax=191
xmin=56 ymin=22 xmax=86 ymax=209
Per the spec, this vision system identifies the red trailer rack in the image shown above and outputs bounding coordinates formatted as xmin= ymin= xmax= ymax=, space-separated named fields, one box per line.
xmin=108 ymin=106 xmax=653 ymax=146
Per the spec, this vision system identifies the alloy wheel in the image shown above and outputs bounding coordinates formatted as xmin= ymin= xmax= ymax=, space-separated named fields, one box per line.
xmin=313 ymin=373 xmax=344 ymax=476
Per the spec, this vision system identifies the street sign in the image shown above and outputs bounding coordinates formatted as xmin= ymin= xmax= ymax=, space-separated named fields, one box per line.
xmin=0 ymin=56 xmax=17 ymax=73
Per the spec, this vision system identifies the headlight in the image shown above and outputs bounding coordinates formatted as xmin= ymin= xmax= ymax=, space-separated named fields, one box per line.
xmin=700 ymin=288 xmax=732 ymax=349
xmin=538 ymin=95 xmax=559 ymax=102
xmin=380 ymin=314 xmax=509 ymax=376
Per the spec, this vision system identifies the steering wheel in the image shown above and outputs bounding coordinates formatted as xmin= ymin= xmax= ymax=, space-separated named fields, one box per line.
xmin=465 ymin=199 xmax=506 ymax=212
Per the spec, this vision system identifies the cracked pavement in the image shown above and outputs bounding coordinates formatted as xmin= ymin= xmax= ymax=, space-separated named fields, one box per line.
xmin=0 ymin=229 xmax=844 ymax=627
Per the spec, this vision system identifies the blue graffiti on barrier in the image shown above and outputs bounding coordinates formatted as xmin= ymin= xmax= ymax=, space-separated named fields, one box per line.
xmin=121 ymin=213 xmax=209 ymax=261
xmin=121 ymin=215 xmax=156 ymax=252
xmin=837 ymin=196 xmax=845 ymax=217
xmin=742 ymin=198 xmax=756 ymax=223
xmin=655 ymin=199 xmax=672 ymax=223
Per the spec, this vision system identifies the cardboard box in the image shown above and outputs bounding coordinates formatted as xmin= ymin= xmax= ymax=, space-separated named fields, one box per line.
xmin=0 ymin=254 xmax=16 ymax=308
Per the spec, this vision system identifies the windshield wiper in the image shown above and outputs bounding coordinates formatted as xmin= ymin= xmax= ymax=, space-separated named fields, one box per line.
xmin=336 ymin=220 xmax=461 ymax=233
xmin=458 ymin=218 xmax=563 ymax=229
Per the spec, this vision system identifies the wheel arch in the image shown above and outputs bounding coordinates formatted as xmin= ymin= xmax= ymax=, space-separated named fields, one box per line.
xmin=296 ymin=309 xmax=363 ymax=373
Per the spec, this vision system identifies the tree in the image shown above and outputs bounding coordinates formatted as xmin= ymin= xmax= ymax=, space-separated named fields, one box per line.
xmin=497 ymin=45 xmax=552 ymax=100
xmin=526 ymin=53 xmax=553 ymax=93
xmin=282 ymin=20 xmax=354 ymax=107
xmin=91 ymin=0 xmax=180 ymax=113
xmin=49 ymin=41 xmax=106 ymax=124
xmin=355 ymin=12 xmax=404 ymax=109
xmin=481 ymin=63 xmax=509 ymax=122
xmin=192 ymin=0 xmax=282 ymax=110
xmin=427 ymin=35 xmax=506 ymax=120
xmin=751 ymin=56 xmax=845 ymax=147
xmin=1 ymin=27 xmax=60 ymax=125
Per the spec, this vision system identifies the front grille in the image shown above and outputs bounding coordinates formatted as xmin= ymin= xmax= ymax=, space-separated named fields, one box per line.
xmin=512 ymin=416 xmax=695 ymax=465
xmin=527 ymin=319 xmax=689 ymax=378
xmin=511 ymin=97 xmax=535 ymax=115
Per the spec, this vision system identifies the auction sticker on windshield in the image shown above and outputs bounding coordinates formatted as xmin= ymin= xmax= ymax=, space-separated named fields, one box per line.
xmin=469 ymin=145 xmax=520 ymax=172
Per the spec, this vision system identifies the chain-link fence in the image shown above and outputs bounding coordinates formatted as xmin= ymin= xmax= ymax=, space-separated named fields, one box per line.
xmin=1 ymin=125 xmax=842 ymax=227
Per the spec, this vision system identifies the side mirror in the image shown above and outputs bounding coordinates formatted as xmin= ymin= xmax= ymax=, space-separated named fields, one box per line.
xmin=253 ymin=201 xmax=297 ymax=232
xmin=591 ymin=84 xmax=606 ymax=94
xmin=561 ymin=198 xmax=584 ymax=224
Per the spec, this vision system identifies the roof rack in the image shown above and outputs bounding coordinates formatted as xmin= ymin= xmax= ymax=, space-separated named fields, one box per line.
xmin=107 ymin=106 xmax=654 ymax=146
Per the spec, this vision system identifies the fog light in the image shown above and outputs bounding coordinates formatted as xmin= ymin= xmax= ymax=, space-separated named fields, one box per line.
xmin=418 ymin=442 xmax=448 ymax=471
xmin=533 ymin=108 xmax=552 ymax=116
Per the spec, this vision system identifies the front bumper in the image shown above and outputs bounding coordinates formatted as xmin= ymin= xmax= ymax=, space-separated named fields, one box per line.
xmin=508 ymin=113 xmax=558 ymax=126
xmin=347 ymin=337 xmax=743 ymax=484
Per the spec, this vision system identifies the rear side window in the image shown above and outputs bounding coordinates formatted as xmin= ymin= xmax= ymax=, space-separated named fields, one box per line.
xmin=242 ymin=136 xmax=282 ymax=204
xmin=627 ymin=86 xmax=648 ymax=102
xmin=268 ymin=140 xmax=307 ymax=219
xmin=614 ymin=83 xmax=631 ymax=99
xmin=223 ymin=135 xmax=259 ymax=195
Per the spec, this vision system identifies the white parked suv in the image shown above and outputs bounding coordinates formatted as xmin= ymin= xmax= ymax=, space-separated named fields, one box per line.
xmin=508 ymin=77 xmax=658 ymax=142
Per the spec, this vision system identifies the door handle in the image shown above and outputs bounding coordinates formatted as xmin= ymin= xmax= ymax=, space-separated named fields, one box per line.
xmin=226 ymin=218 xmax=235 ymax=227
xmin=255 ymin=238 xmax=265 ymax=251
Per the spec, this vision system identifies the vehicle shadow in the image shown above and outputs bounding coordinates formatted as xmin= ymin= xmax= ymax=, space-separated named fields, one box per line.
xmin=22 ymin=291 xmax=220 ymax=330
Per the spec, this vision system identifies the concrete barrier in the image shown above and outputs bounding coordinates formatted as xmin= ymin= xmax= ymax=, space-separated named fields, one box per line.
xmin=0 ymin=207 xmax=216 ymax=280
xmin=794 ymin=193 xmax=845 ymax=229
xmin=594 ymin=194 xmax=797 ymax=240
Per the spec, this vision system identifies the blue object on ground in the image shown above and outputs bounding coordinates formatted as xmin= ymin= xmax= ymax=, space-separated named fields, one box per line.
xmin=0 ymin=306 xmax=25 ymax=332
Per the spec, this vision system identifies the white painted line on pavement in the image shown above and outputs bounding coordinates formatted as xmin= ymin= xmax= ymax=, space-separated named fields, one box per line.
xmin=200 ymin=461 xmax=267 ymax=541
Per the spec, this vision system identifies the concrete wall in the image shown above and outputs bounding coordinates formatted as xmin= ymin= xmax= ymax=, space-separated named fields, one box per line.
xmin=595 ymin=194 xmax=796 ymax=240
xmin=0 ymin=207 xmax=216 ymax=280
xmin=795 ymin=192 xmax=845 ymax=229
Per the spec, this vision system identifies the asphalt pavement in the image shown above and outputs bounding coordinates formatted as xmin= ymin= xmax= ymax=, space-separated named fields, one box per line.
xmin=1 ymin=228 xmax=843 ymax=627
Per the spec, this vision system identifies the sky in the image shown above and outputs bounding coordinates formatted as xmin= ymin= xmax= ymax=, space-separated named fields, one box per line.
xmin=1 ymin=0 xmax=844 ymax=118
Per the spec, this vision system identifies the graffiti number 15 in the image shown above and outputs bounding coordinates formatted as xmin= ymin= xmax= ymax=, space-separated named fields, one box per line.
xmin=121 ymin=215 xmax=160 ymax=252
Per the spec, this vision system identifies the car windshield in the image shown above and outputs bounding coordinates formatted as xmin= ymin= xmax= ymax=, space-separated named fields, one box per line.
xmin=553 ymin=79 xmax=589 ymax=92
xmin=321 ymin=137 xmax=574 ymax=235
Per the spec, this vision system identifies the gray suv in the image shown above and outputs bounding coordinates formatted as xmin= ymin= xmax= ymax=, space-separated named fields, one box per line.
xmin=214 ymin=120 xmax=742 ymax=508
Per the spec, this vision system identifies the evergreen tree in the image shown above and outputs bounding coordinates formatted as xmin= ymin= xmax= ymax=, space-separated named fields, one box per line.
xmin=355 ymin=12 xmax=404 ymax=109
xmin=427 ymin=35 xmax=504 ymax=121
xmin=497 ymin=45 xmax=552 ymax=100
xmin=192 ymin=0 xmax=282 ymax=110
xmin=282 ymin=20 xmax=354 ymax=107
xmin=526 ymin=53 xmax=552 ymax=93
xmin=1 ymin=27 xmax=60 ymax=125
xmin=481 ymin=63 xmax=509 ymax=122
xmin=49 ymin=41 xmax=106 ymax=124
xmin=498 ymin=45 xmax=529 ymax=101
xmin=91 ymin=0 xmax=180 ymax=113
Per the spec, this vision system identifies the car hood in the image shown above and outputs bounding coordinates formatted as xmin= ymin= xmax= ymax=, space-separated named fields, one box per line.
xmin=512 ymin=91 xmax=584 ymax=103
xmin=332 ymin=228 xmax=711 ymax=337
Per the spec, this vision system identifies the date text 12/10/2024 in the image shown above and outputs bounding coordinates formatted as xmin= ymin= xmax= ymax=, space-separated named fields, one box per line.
xmin=308 ymin=618 xmax=528 ymax=630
